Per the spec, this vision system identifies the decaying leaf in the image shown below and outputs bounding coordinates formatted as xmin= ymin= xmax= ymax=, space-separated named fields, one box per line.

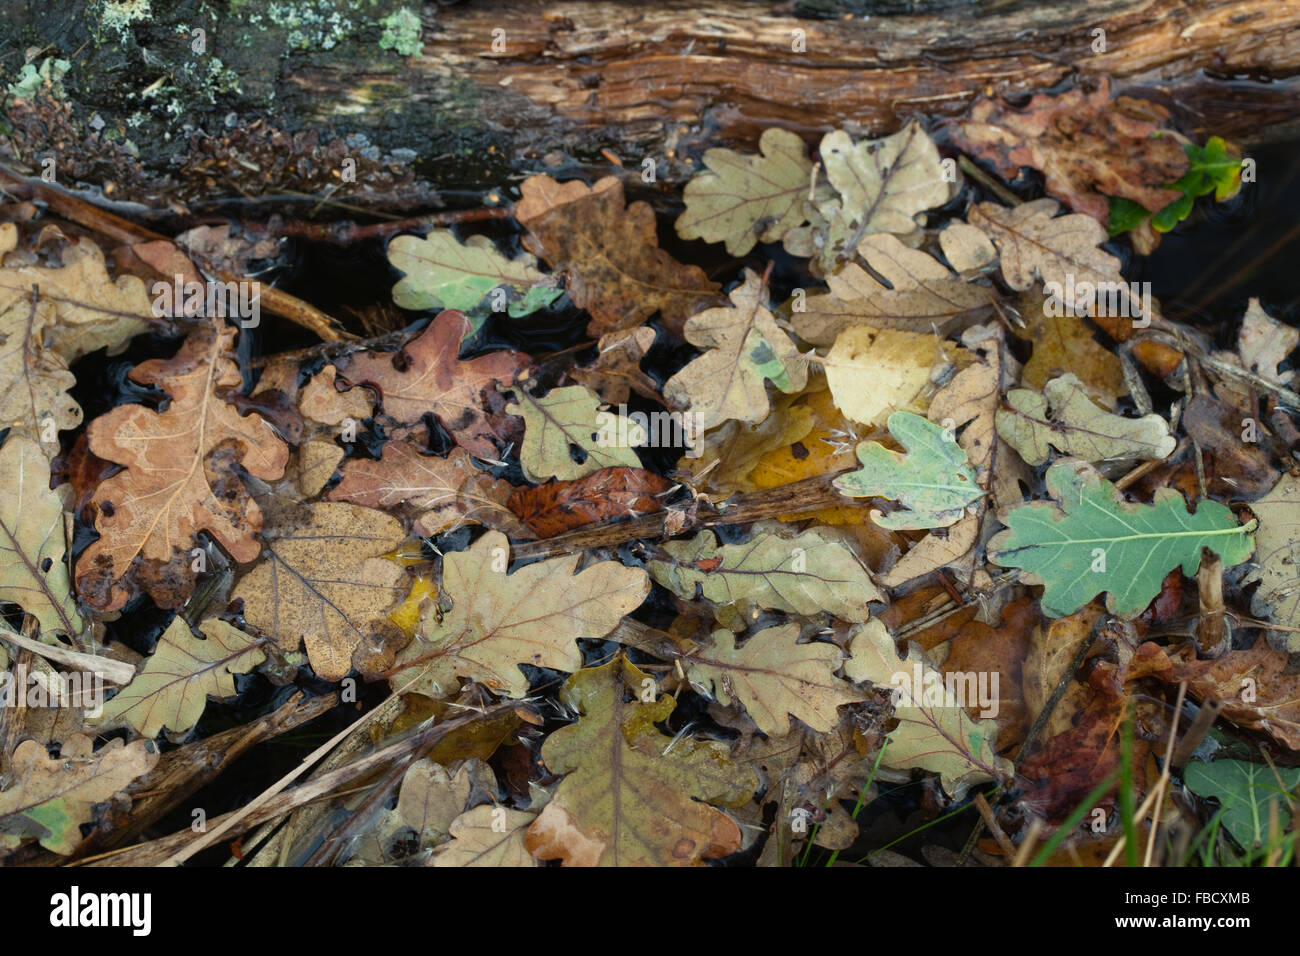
xmin=824 ymin=326 xmax=941 ymax=426
xmin=802 ymin=123 xmax=951 ymax=271
xmin=76 ymin=323 xmax=290 ymax=612
xmin=233 ymin=502 xmax=407 ymax=682
xmin=0 ymin=435 xmax=82 ymax=639
xmin=327 ymin=442 xmax=529 ymax=538
xmin=675 ymin=127 xmax=815 ymax=256
xmin=1236 ymin=298 xmax=1297 ymax=385
xmin=688 ymin=624 xmax=861 ymax=735
xmin=507 ymin=466 xmax=672 ymax=537
xmin=396 ymin=531 xmax=649 ymax=698
xmin=0 ymin=735 xmax=157 ymax=855
xmin=649 ymin=527 xmax=880 ymax=623
xmin=796 ymin=234 xmax=993 ymax=346
xmin=989 ymin=459 xmax=1254 ymax=618
xmin=0 ymin=234 xmax=155 ymax=362
xmin=431 ymin=805 xmax=539 ymax=867
xmin=386 ymin=229 xmax=559 ymax=317
xmin=834 ymin=411 xmax=981 ymax=530
xmin=951 ymin=79 xmax=1189 ymax=224
xmin=526 ymin=655 xmax=757 ymax=866
xmin=1184 ymin=759 xmax=1300 ymax=848
xmin=299 ymin=364 xmax=374 ymax=426
xmin=392 ymin=758 xmax=477 ymax=849
xmin=844 ymin=619 xmax=1011 ymax=801
xmin=1243 ymin=475 xmax=1300 ymax=655
xmin=94 ymin=616 xmax=266 ymax=738
xmin=0 ymin=296 xmax=81 ymax=454
xmin=1014 ymin=291 xmax=1126 ymax=410
xmin=567 ymin=326 xmax=661 ymax=406
xmin=338 ymin=310 xmax=528 ymax=458
xmin=997 ymin=373 xmax=1175 ymax=466
xmin=663 ymin=268 xmax=807 ymax=429
xmin=506 ymin=384 xmax=644 ymax=482
xmin=515 ymin=174 xmax=721 ymax=337
xmin=970 ymin=199 xmax=1132 ymax=320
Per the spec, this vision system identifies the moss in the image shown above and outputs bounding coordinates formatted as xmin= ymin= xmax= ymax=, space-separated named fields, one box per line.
xmin=97 ymin=0 xmax=154 ymax=42
xmin=378 ymin=8 xmax=422 ymax=57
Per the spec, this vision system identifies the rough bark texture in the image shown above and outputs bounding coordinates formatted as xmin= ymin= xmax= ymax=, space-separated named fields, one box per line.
xmin=2 ymin=0 xmax=1298 ymax=205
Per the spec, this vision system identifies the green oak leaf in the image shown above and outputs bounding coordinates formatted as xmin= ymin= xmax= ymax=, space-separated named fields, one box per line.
xmin=833 ymin=410 xmax=981 ymax=530
xmin=1184 ymin=759 xmax=1300 ymax=849
xmin=387 ymin=230 xmax=558 ymax=319
xmin=506 ymin=383 xmax=644 ymax=482
xmin=989 ymin=459 xmax=1254 ymax=618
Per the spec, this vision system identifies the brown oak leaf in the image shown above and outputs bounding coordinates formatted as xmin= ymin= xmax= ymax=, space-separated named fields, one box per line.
xmin=951 ymin=77 xmax=1189 ymax=224
xmin=76 ymin=323 xmax=289 ymax=612
xmin=507 ymin=466 xmax=673 ymax=537
xmin=337 ymin=310 xmax=528 ymax=458
xmin=515 ymin=175 xmax=722 ymax=338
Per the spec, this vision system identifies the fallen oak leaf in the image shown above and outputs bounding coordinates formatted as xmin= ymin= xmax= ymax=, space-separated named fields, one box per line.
xmin=0 ymin=435 xmax=82 ymax=639
xmin=1184 ymin=759 xmax=1300 ymax=849
xmin=327 ymin=442 xmax=531 ymax=539
xmin=337 ymin=310 xmax=529 ymax=458
xmin=393 ymin=531 xmax=649 ymax=698
xmin=298 ymin=363 xmax=374 ymax=426
xmin=430 ymin=804 xmax=540 ymax=867
xmin=506 ymin=383 xmax=644 ymax=482
xmin=663 ymin=268 xmax=808 ymax=430
xmin=823 ymin=325 xmax=942 ymax=427
xmin=834 ymin=410 xmax=982 ymax=530
xmin=567 ymin=326 xmax=661 ymax=406
xmin=688 ymin=624 xmax=863 ymax=736
xmin=76 ymin=323 xmax=289 ymax=612
xmin=233 ymin=502 xmax=407 ymax=682
xmin=997 ymin=373 xmax=1175 ymax=466
xmin=92 ymin=616 xmax=266 ymax=738
xmin=989 ymin=459 xmax=1255 ymax=618
xmin=0 ymin=734 xmax=157 ymax=856
xmin=387 ymin=229 xmax=558 ymax=318
xmin=526 ymin=654 xmax=757 ymax=866
xmin=0 ymin=295 xmax=81 ymax=455
xmin=516 ymin=174 xmax=721 ymax=338
xmin=507 ymin=466 xmax=672 ymax=537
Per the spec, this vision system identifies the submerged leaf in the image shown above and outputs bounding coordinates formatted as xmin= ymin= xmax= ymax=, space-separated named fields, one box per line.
xmin=94 ymin=617 xmax=266 ymax=738
xmin=649 ymin=528 xmax=880 ymax=623
xmin=526 ymin=655 xmax=757 ymax=866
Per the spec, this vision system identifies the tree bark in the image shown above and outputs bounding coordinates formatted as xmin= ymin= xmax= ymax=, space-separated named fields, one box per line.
xmin=4 ymin=0 xmax=1299 ymax=205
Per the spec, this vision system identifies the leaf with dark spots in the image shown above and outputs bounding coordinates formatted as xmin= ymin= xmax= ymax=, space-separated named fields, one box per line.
xmin=507 ymin=466 xmax=673 ymax=537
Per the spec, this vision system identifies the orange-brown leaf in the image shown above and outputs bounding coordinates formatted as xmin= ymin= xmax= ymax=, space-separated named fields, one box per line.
xmin=507 ymin=466 xmax=673 ymax=537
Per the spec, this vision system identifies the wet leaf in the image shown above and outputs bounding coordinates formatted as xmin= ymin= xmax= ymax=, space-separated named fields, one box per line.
xmin=1237 ymin=298 xmax=1297 ymax=385
xmin=0 ymin=233 xmax=154 ymax=361
xmin=844 ymin=619 xmax=1012 ymax=800
xmin=76 ymin=324 xmax=289 ymax=612
xmin=393 ymin=759 xmax=477 ymax=848
xmin=0 ymin=735 xmax=157 ymax=855
xmin=507 ymin=466 xmax=672 ymax=537
xmin=568 ymin=326 xmax=661 ymax=406
xmin=796 ymin=234 xmax=993 ymax=346
xmin=526 ymin=655 xmax=757 ymax=866
xmin=663 ymin=268 xmax=807 ymax=430
xmin=834 ymin=411 xmax=981 ymax=530
xmin=1015 ymin=291 xmax=1126 ymax=409
xmin=951 ymin=79 xmax=1189 ymax=224
xmin=675 ymin=127 xmax=815 ymax=256
xmin=997 ymin=373 xmax=1175 ymax=466
xmin=94 ymin=616 xmax=266 ymax=738
xmin=431 ymin=805 xmax=539 ymax=867
xmin=688 ymin=624 xmax=861 ymax=735
xmin=298 ymin=364 xmax=374 ymax=426
xmin=338 ymin=310 xmax=529 ymax=458
xmin=989 ymin=459 xmax=1255 ymax=618
xmin=824 ymin=326 xmax=941 ymax=426
xmin=649 ymin=527 xmax=880 ymax=623
xmin=0 ymin=435 xmax=82 ymax=639
xmin=515 ymin=174 xmax=721 ymax=337
xmin=233 ymin=502 xmax=407 ymax=682
xmin=397 ymin=531 xmax=649 ymax=698
xmin=1243 ymin=475 xmax=1300 ymax=654
xmin=0 ymin=296 xmax=81 ymax=455
xmin=803 ymin=123 xmax=951 ymax=271
xmin=506 ymin=383 xmax=644 ymax=482
xmin=387 ymin=229 xmax=559 ymax=318
xmin=1184 ymin=759 xmax=1300 ymax=848
xmin=327 ymin=442 xmax=529 ymax=538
